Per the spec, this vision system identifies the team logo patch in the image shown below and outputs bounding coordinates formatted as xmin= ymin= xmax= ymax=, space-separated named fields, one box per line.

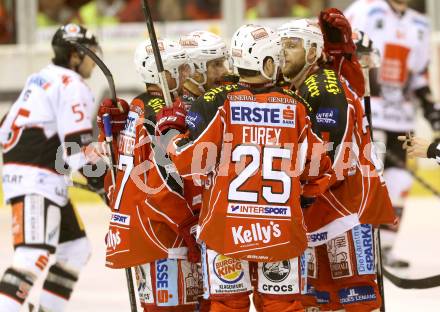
xmin=185 ymin=111 xmax=203 ymax=130
xmin=316 ymin=290 xmax=330 ymax=304
xmin=227 ymin=203 xmax=291 ymax=217
xmin=339 ymin=286 xmax=377 ymax=304
xmin=179 ymin=37 xmax=198 ymax=47
xmin=232 ymin=48 xmax=242 ymax=57
xmin=316 ymin=108 xmax=339 ymax=127
xmin=146 ymin=41 xmax=165 ymax=54
xmin=352 ymin=224 xmax=375 ymax=275
xmin=62 ymin=24 xmax=82 ymax=39
xmin=327 ymin=233 xmax=353 ymax=279
xmin=230 ymin=102 xmax=295 ymax=128
xmin=262 ymin=260 xmax=290 ymax=282
xmin=213 ymin=254 xmax=244 ymax=284
xmin=251 ymin=28 xmax=269 ymax=40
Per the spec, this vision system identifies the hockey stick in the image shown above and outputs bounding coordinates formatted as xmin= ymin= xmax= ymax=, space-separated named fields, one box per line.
xmin=71 ymin=41 xmax=138 ymax=311
xmin=102 ymin=114 xmax=138 ymax=312
xmin=383 ymin=268 xmax=440 ymax=289
xmin=385 ymin=151 xmax=440 ymax=200
xmin=361 ymin=61 xmax=386 ymax=312
xmin=70 ymin=41 xmax=123 ymax=112
xmin=141 ymin=0 xmax=173 ymax=107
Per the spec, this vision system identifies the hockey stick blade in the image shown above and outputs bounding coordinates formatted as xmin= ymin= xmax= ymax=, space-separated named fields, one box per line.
xmin=70 ymin=42 xmax=123 ymax=111
xmin=141 ymin=0 xmax=173 ymax=107
xmin=384 ymin=267 xmax=440 ymax=289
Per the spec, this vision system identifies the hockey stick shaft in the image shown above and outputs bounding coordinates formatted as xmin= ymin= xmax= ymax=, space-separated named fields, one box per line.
xmin=70 ymin=42 xmax=123 ymax=112
xmin=383 ymin=267 xmax=440 ymax=289
xmin=361 ymin=64 xmax=386 ymax=312
xmin=102 ymin=114 xmax=138 ymax=312
xmin=385 ymin=151 xmax=440 ymax=200
xmin=141 ymin=0 xmax=173 ymax=107
xmin=60 ymin=41 xmax=137 ymax=310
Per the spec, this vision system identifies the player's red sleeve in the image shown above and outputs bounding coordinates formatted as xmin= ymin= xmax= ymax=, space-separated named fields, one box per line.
xmin=167 ymin=109 xmax=225 ymax=177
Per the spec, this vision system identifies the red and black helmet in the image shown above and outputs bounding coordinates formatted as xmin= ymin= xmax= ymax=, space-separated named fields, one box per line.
xmin=51 ymin=23 xmax=99 ymax=68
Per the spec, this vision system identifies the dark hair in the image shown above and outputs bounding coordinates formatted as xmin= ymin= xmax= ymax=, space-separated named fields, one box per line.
xmin=237 ymin=56 xmax=273 ymax=78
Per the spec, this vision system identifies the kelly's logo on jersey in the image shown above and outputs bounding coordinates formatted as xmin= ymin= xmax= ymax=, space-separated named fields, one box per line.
xmin=213 ymin=254 xmax=244 ymax=284
xmin=230 ymin=102 xmax=295 ymax=128
xmin=227 ymin=203 xmax=291 ymax=217
xmin=231 ymin=222 xmax=281 ymax=245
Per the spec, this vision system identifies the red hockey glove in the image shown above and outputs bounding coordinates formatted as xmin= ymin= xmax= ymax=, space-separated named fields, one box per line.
xmin=155 ymin=99 xmax=187 ymax=136
xmin=319 ymin=8 xmax=355 ymax=57
xmin=97 ymin=98 xmax=130 ymax=134
xmin=319 ymin=8 xmax=365 ymax=97
xmin=179 ymin=215 xmax=200 ymax=263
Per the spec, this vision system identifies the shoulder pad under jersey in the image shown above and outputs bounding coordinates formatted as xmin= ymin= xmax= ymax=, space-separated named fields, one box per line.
xmin=282 ymin=88 xmax=314 ymax=116
xmin=202 ymin=84 xmax=239 ymax=103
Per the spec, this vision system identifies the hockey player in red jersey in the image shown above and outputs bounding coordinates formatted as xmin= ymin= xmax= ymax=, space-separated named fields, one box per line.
xmin=0 ymin=24 xmax=105 ymax=312
xmin=157 ymin=24 xmax=334 ymax=312
xmin=97 ymin=38 xmax=205 ymax=312
xmin=345 ymin=0 xmax=440 ymax=268
xmin=278 ymin=14 xmax=395 ymax=311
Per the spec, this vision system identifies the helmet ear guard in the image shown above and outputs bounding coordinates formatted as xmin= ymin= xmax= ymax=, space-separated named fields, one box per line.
xmin=180 ymin=31 xmax=228 ymax=91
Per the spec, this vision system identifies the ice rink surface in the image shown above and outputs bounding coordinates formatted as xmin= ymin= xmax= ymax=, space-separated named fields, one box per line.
xmin=0 ymin=197 xmax=439 ymax=312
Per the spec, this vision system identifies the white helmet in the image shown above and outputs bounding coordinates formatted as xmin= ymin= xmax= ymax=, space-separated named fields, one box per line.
xmin=180 ymin=31 xmax=228 ymax=89
xmin=134 ymin=38 xmax=188 ymax=93
xmin=230 ymin=24 xmax=281 ymax=81
xmin=278 ymin=19 xmax=324 ymax=64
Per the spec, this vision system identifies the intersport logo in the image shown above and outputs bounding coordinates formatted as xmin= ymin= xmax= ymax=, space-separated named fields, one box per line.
xmin=232 ymin=222 xmax=281 ymax=245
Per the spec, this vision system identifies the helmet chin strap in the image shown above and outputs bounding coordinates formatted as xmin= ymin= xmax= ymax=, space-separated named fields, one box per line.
xmin=187 ymin=72 xmax=207 ymax=93
xmin=289 ymin=52 xmax=316 ymax=89
xmin=261 ymin=64 xmax=279 ymax=83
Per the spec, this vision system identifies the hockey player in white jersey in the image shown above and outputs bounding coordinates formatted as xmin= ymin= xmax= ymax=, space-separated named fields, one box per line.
xmin=345 ymin=0 xmax=440 ymax=268
xmin=0 ymin=24 xmax=104 ymax=311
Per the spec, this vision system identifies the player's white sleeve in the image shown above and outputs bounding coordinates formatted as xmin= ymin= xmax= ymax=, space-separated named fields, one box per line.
xmin=409 ymin=15 xmax=431 ymax=90
xmin=56 ymin=80 xmax=95 ymax=171
xmin=344 ymin=0 xmax=369 ymax=32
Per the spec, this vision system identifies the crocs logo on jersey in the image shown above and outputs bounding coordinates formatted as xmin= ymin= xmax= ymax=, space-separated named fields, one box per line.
xmin=105 ymin=229 xmax=121 ymax=250
xmin=213 ymin=255 xmax=244 ymax=284
xmin=251 ymin=28 xmax=269 ymax=41
xmin=231 ymin=222 xmax=281 ymax=245
xmin=316 ymin=108 xmax=339 ymax=127
xmin=230 ymin=102 xmax=295 ymax=128
xmin=262 ymin=260 xmax=290 ymax=282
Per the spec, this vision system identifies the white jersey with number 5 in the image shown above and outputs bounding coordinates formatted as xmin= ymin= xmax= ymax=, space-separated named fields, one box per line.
xmin=345 ymin=0 xmax=430 ymax=132
xmin=0 ymin=64 xmax=95 ymax=206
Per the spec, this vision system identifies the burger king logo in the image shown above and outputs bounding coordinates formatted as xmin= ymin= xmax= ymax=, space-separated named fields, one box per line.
xmin=213 ymin=254 xmax=244 ymax=284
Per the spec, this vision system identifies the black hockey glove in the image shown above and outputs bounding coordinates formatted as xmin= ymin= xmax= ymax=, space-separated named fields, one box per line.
xmin=301 ymin=196 xmax=316 ymax=209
